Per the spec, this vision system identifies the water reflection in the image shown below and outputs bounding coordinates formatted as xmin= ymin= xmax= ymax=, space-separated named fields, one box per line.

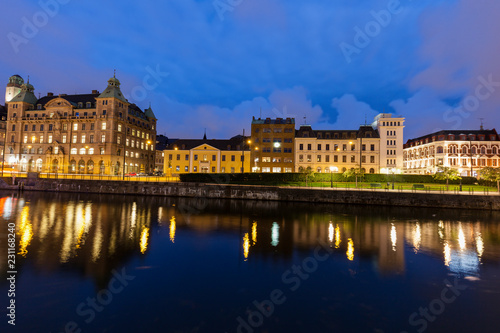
xmin=2 ymin=192 xmax=500 ymax=286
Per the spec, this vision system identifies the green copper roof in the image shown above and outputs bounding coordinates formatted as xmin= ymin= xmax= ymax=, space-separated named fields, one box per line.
xmin=145 ymin=106 xmax=157 ymax=120
xmin=10 ymin=82 xmax=37 ymax=105
xmin=98 ymin=76 xmax=128 ymax=103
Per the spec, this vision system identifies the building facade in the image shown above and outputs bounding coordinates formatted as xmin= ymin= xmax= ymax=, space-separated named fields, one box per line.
xmin=164 ymin=136 xmax=250 ymax=175
xmin=4 ymin=75 xmax=157 ymax=175
xmin=403 ymin=129 xmax=500 ymax=176
xmin=372 ymin=113 xmax=405 ymax=172
xmin=294 ymin=125 xmax=381 ymax=173
xmin=250 ymin=117 xmax=295 ymax=173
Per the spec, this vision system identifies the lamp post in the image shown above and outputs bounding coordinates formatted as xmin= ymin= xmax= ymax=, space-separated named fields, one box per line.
xmin=458 ymin=168 xmax=463 ymax=191
xmin=391 ymin=167 xmax=396 ymax=190
xmin=330 ymin=166 xmax=334 ymax=188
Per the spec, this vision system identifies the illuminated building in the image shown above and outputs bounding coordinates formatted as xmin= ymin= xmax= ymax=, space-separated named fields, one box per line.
xmin=250 ymin=117 xmax=295 ymax=173
xmin=164 ymin=135 xmax=250 ymax=174
xmin=403 ymin=128 xmax=500 ymax=176
xmin=4 ymin=74 xmax=157 ymax=175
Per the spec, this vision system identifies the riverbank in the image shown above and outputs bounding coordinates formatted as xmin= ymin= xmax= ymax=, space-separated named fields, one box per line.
xmin=0 ymin=177 xmax=498 ymax=210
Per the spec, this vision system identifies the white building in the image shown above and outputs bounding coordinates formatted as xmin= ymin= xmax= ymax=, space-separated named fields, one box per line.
xmin=403 ymin=129 xmax=500 ymax=176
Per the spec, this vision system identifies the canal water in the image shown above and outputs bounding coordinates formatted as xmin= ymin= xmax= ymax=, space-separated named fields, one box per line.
xmin=1 ymin=191 xmax=500 ymax=333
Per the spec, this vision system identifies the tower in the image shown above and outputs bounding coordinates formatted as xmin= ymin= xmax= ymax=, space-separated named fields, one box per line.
xmin=5 ymin=75 xmax=24 ymax=103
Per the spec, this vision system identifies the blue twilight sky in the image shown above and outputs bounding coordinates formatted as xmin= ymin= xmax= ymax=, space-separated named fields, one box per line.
xmin=1 ymin=0 xmax=499 ymax=141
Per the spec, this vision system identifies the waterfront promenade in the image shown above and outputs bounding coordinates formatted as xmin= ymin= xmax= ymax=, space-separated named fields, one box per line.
xmin=1 ymin=176 xmax=499 ymax=211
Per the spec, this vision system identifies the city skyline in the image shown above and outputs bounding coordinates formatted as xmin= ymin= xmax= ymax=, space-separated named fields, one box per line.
xmin=2 ymin=0 xmax=499 ymax=141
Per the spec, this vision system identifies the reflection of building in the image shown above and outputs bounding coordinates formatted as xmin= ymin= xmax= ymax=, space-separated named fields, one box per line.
xmin=4 ymin=75 xmax=157 ymax=175
xmin=164 ymin=135 xmax=250 ymax=174
xmin=0 ymin=104 xmax=6 ymax=170
xmin=251 ymin=117 xmax=295 ymax=173
xmin=403 ymin=128 xmax=500 ymax=176
xmin=155 ymin=134 xmax=168 ymax=174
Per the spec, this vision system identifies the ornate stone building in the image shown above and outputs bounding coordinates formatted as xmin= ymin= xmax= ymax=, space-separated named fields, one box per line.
xmin=403 ymin=128 xmax=500 ymax=176
xmin=4 ymin=75 xmax=157 ymax=175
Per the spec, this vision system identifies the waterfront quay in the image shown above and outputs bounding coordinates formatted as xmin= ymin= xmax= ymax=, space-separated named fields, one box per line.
xmin=1 ymin=176 xmax=499 ymax=211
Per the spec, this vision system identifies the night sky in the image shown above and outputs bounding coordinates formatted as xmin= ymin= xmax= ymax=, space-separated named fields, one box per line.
xmin=1 ymin=0 xmax=499 ymax=141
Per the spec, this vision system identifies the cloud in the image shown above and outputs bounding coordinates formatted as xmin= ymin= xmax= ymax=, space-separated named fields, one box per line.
xmin=331 ymin=94 xmax=379 ymax=129
xmin=156 ymin=86 xmax=324 ymax=139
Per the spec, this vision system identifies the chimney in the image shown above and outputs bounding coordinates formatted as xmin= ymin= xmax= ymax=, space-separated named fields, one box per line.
xmin=47 ymin=92 xmax=53 ymax=97
xmin=92 ymin=90 xmax=98 ymax=94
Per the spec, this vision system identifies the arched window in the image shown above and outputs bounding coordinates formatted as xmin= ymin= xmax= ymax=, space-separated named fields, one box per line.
xmin=493 ymin=146 xmax=498 ymax=155
xmin=78 ymin=160 xmax=85 ymax=174
xmin=88 ymin=148 xmax=94 ymax=155
xmin=70 ymin=159 xmax=76 ymax=173
xmin=79 ymin=148 xmax=86 ymax=155
xmin=369 ymin=168 xmax=375 ymax=174
xmin=481 ymin=147 xmax=486 ymax=154
xmin=71 ymin=148 xmax=77 ymax=155
xmin=437 ymin=146 xmax=444 ymax=154
xmin=87 ymin=160 xmax=94 ymax=174
xmin=317 ymin=167 xmax=322 ymax=173
xmin=472 ymin=146 xmax=477 ymax=154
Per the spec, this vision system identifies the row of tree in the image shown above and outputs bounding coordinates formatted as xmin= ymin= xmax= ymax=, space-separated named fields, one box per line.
xmin=301 ymin=166 xmax=500 ymax=191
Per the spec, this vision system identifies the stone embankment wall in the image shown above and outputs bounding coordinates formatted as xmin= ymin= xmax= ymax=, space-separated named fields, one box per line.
xmin=0 ymin=178 xmax=498 ymax=210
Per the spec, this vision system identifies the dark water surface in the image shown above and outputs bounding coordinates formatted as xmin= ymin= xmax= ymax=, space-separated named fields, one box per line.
xmin=1 ymin=191 xmax=500 ymax=333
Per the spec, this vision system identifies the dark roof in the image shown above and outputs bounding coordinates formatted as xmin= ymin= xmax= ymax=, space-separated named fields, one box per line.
xmin=405 ymin=129 xmax=499 ymax=147
xmin=166 ymin=137 xmax=248 ymax=151
xmin=252 ymin=116 xmax=295 ymax=125
xmin=36 ymin=93 xmax=99 ymax=108
xmin=155 ymin=135 xmax=169 ymax=150
xmin=0 ymin=104 xmax=7 ymax=119
xmin=295 ymin=125 xmax=379 ymax=139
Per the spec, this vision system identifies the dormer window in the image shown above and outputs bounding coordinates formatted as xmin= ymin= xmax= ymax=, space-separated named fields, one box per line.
xmin=78 ymin=102 xmax=83 ymax=108
xmin=37 ymin=104 xmax=42 ymax=110
xmin=86 ymin=102 xmax=91 ymax=108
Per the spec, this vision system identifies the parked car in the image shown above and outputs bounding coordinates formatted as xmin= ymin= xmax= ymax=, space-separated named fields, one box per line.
xmin=125 ymin=172 xmax=137 ymax=177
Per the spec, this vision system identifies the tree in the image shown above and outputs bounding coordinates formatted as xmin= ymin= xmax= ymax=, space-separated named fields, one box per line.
xmin=301 ymin=166 xmax=315 ymax=186
xmin=480 ymin=167 xmax=500 ymax=192
xmin=343 ymin=168 xmax=365 ymax=188
xmin=433 ymin=166 xmax=461 ymax=191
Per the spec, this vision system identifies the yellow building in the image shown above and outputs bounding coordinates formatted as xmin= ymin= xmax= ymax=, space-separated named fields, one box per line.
xmin=251 ymin=117 xmax=295 ymax=173
xmin=4 ymin=74 xmax=157 ymax=175
xmin=294 ymin=125 xmax=381 ymax=173
xmin=164 ymin=136 xmax=250 ymax=175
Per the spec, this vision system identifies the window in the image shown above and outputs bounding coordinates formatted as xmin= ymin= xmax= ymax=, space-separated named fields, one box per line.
xmin=272 ymin=167 xmax=281 ymax=172
xmin=81 ymin=135 xmax=86 ymax=144
xmin=326 ymin=144 xmax=330 ymax=151
xmin=307 ymin=155 xmax=312 ymax=162
xmin=90 ymin=123 xmax=94 ymax=130
xmin=342 ymin=156 xmax=346 ymax=163
xmin=299 ymin=144 xmax=304 ymax=150
xmin=24 ymin=125 xmax=28 ymax=131
xmin=89 ymin=148 xmax=94 ymax=155
xmin=101 ymin=134 xmax=106 ymax=143
xmin=185 ymin=154 xmax=189 ymax=161
xmin=73 ymin=123 xmax=78 ymax=131
xmin=48 ymin=135 xmax=53 ymax=144
xmin=317 ymin=144 xmax=322 ymax=150
xmin=185 ymin=166 xmax=189 ymax=172
xmin=370 ymin=156 xmax=375 ymax=163
xmin=231 ymin=155 xmax=235 ymax=161
xmin=262 ymin=157 xmax=271 ymax=162
xmin=79 ymin=148 xmax=86 ymax=155
xmin=262 ymin=167 xmax=271 ymax=173
xmin=307 ymin=144 xmax=311 ymax=151
xmin=194 ymin=166 xmax=198 ymax=172
xmin=177 ymin=154 xmax=180 ymax=160
xmin=101 ymin=122 xmax=106 ymax=130
xmin=343 ymin=144 xmax=347 ymax=151
xmin=299 ymin=155 xmax=304 ymax=162
xmin=317 ymin=155 xmax=321 ymax=162
xmin=351 ymin=156 xmax=355 ymax=163
xmin=11 ymin=125 xmax=15 ymax=131
xmin=117 ymin=136 xmax=121 ymax=144
xmin=361 ymin=156 xmax=366 ymax=163
xmin=100 ymin=148 xmax=105 ymax=155
xmin=371 ymin=144 xmax=375 ymax=151
xmin=71 ymin=148 xmax=77 ymax=155
xmin=194 ymin=155 xmax=198 ymax=161
xmin=118 ymin=124 xmax=122 ymax=132
xmin=40 ymin=135 xmax=43 ymax=144
xmin=212 ymin=155 xmax=216 ymax=161
xmin=222 ymin=155 xmax=226 ymax=161
xmin=326 ymin=155 xmax=330 ymax=162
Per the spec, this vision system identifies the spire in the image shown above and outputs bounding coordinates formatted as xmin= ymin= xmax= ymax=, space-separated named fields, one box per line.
xmin=144 ymin=104 xmax=157 ymax=120
xmin=203 ymin=128 xmax=207 ymax=140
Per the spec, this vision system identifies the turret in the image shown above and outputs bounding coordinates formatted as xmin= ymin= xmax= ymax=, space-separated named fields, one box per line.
xmin=5 ymin=74 xmax=24 ymax=103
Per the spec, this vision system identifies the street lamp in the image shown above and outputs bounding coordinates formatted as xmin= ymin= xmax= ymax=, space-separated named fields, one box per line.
xmin=330 ymin=166 xmax=334 ymax=188
xmin=391 ymin=167 xmax=396 ymax=190
xmin=458 ymin=168 xmax=463 ymax=191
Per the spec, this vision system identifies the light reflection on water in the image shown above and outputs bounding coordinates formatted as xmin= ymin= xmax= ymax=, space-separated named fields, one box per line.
xmin=2 ymin=192 xmax=500 ymax=333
